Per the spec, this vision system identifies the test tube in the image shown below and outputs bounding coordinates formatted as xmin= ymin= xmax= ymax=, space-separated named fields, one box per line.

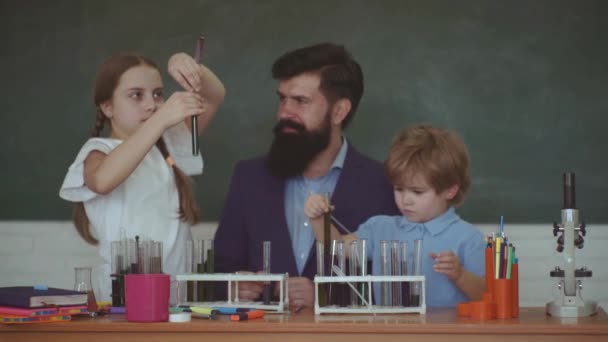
xmin=321 ymin=192 xmax=332 ymax=303
xmin=400 ymin=241 xmax=410 ymax=306
xmin=263 ymin=241 xmax=272 ymax=304
xmin=331 ymin=240 xmax=348 ymax=306
xmin=152 ymin=241 xmax=162 ymax=274
xmin=316 ymin=241 xmax=327 ymax=307
xmin=380 ymin=240 xmax=391 ymax=306
xmin=358 ymin=239 xmax=368 ymax=306
xmin=349 ymin=240 xmax=359 ymax=306
xmin=194 ymin=240 xmax=205 ymax=301
xmin=391 ymin=240 xmax=402 ymax=306
xmin=205 ymin=239 xmax=215 ymax=301
xmin=185 ymin=240 xmax=194 ymax=301
xmin=128 ymin=238 xmax=138 ymax=274
xmin=110 ymin=241 xmax=123 ymax=306
xmin=142 ymin=240 xmax=150 ymax=274
xmin=411 ymin=239 xmax=423 ymax=307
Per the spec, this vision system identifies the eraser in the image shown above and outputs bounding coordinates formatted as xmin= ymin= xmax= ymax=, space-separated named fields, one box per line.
xmin=169 ymin=312 xmax=191 ymax=323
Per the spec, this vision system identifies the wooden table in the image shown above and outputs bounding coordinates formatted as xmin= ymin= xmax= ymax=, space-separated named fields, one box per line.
xmin=1 ymin=307 xmax=607 ymax=342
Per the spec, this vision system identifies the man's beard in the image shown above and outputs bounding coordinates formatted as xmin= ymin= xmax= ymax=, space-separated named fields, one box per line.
xmin=266 ymin=115 xmax=331 ymax=179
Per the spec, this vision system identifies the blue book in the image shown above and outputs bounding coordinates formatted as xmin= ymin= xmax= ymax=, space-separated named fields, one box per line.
xmin=0 ymin=287 xmax=87 ymax=308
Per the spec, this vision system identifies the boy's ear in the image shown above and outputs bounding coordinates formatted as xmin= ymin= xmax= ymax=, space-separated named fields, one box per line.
xmin=99 ymin=101 xmax=113 ymax=118
xmin=444 ymin=184 xmax=460 ymax=201
xmin=331 ymin=99 xmax=351 ymax=126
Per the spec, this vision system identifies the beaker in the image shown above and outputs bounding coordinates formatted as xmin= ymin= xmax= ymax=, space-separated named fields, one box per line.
xmin=74 ymin=267 xmax=98 ymax=316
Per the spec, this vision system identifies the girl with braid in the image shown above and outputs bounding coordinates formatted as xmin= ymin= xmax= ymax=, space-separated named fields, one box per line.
xmin=59 ymin=52 xmax=225 ymax=301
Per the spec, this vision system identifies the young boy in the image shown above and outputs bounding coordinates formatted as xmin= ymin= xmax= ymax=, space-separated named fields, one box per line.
xmin=304 ymin=125 xmax=486 ymax=307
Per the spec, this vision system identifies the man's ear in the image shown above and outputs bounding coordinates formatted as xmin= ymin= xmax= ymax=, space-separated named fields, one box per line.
xmin=331 ymin=99 xmax=351 ymax=126
xmin=444 ymin=184 xmax=461 ymax=201
xmin=99 ymin=101 xmax=113 ymax=118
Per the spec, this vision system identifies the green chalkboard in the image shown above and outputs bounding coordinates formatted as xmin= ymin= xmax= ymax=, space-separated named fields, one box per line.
xmin=1 ymin=0 xmax=606 ymax=223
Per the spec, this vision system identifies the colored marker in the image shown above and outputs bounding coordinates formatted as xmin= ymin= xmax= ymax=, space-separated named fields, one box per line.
xmin=506 ymin=244 xmax=514 ymax=279
xmin=500 ymin=215 xmax=504 ymax=237
xmin=190 ymin=306 xmax=218 ymax=316
xmin=213 ymin=307 xmax=253 ymax=315
xmin=230 ymin=309 xmax=265 ymax=321
xmin=495 ymin=237 xmax=501 ymax=279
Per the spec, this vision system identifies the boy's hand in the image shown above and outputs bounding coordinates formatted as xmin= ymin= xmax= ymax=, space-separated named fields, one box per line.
xmin=168 ymin=52 xmax=203 ymax=93
xmin=304 ymin=194 xmax=332 ymax=221
xmin=429 ymin=250 xmax=463 ymax=282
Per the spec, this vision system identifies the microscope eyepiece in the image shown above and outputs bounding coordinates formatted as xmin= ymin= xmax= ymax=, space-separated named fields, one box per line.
xmin=562 ymin=172 xmax=576 ymax=209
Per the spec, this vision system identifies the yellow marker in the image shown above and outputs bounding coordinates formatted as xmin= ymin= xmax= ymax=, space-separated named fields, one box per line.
xmin=190 ymin=307 xmax=218 ymax=316
xmin=495 ymin=237 xmax=501 ymax=279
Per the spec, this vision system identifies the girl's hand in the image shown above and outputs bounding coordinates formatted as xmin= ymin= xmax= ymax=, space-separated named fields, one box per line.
xmin=429 ymin=250 xmax=463 ymax=281
xmin=168 ymin=53 xmax=202 ymax=92
xmin=155 ymin=91 xmax=205 ymax=128
xmin=304 ymin=194 xmax=332 ymax=220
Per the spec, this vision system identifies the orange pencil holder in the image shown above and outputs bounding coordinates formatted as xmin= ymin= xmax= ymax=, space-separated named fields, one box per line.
xmin=457 ymin=252 xmax=519 ymax=320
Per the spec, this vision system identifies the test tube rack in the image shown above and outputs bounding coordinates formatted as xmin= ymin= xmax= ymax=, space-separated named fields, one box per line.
xmin=313 ymin=275 xmax=426 ymax=315
xmin=175 ymin=273 xmax=289 ymax=313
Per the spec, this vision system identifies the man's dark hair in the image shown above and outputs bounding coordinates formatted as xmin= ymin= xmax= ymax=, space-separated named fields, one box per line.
xmin=271 ymin=43 xmax=364 ymax=128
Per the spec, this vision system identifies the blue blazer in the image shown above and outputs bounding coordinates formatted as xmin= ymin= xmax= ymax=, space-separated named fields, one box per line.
xmin=214 ymin=144 xmax=399 ymax=280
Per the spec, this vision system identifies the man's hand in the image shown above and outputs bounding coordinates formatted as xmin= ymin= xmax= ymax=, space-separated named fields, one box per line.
xmin=288 ymin=277 xmax=315 ymax=310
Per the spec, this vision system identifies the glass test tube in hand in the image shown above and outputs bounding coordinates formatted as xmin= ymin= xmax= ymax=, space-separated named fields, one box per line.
xmin=262 ymin=241 xmax=271 ymax=304
xmin=320 ymin=192 xmax=332 ymax=284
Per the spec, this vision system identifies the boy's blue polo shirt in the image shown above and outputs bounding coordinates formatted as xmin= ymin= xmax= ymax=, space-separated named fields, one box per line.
xmin=356 ymin=207 xmax=486 ymax=307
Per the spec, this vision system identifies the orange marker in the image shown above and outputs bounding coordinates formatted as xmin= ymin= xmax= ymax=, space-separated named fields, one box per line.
xmin=230 ymin=309 xmax=265 ymax=321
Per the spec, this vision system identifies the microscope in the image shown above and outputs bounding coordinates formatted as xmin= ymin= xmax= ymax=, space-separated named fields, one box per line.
xmin=546 ymin=172 xmax=597 ymax=317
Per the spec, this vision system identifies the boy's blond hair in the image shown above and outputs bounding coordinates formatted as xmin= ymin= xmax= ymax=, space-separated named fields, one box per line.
xmin=384 ymin=125 xmax=470 ymax=205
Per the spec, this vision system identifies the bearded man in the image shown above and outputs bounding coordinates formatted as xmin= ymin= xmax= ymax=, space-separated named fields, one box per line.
xmin=214 ymin=43 xmax=399 ymax=309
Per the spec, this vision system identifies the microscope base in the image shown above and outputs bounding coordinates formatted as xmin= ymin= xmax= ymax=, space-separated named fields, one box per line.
xmin=546 ymin=299 xmax=597 ymax=317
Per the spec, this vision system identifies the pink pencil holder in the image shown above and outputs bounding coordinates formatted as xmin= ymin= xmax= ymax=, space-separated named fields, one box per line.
xmin=125 ymin=274 xmax=170 ymax=322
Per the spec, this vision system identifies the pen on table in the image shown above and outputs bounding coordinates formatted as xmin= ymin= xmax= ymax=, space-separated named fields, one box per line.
xmin=192 ymin=35 xmax=205 ymax=156
xmin=230 ymin=309 xmax=265 ymax=321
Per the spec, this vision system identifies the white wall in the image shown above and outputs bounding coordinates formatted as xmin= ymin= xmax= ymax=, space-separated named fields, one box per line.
xmin=1 ymin=221 xmax=606 ymax=309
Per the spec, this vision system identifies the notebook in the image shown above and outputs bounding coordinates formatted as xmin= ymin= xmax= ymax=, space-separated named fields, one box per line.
xmin=0 ymin=287 xmax=87 ymax=308
xmin=1 ymin=313 xmax=71 ymax=324
xmin=0 ymin=305 xmax=58 ymax=316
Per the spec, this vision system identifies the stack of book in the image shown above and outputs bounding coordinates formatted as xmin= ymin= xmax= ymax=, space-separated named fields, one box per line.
xmin=0 ymin=286 xmax=88 ymax=324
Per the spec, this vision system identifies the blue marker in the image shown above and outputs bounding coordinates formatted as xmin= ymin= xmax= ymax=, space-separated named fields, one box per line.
xmin=213 ymin=307 xmax=253 ymax=315
xmin=500 ymin=215 xmax=504 ymax=238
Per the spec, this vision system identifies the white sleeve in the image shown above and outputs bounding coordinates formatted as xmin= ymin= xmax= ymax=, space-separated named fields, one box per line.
xmin=58 ymin=138 xmax=115 ymax=202
xmin=163 ymin=122 xmax=204 ymax=176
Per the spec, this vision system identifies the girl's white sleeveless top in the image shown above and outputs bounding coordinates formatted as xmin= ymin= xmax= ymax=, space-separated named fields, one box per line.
xmin=59 ymin=123 xmax=203 ymax=301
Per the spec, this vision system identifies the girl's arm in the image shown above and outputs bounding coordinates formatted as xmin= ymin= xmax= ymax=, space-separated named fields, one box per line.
xmin=84 ymin=92 xmax=204 ymax=195
xmin=168 ymin=53 xmax=226 ymax=135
